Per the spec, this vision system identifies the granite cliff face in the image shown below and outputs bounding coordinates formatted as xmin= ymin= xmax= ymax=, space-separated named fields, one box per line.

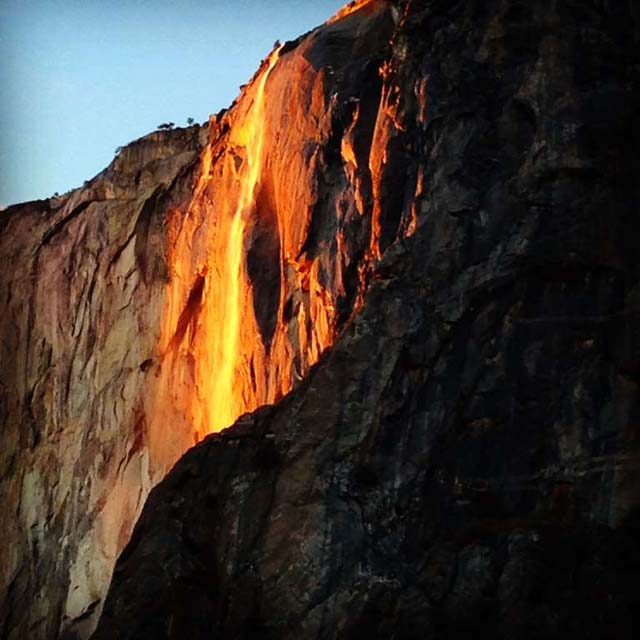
xmin=2 ymin=0 xmax=640 ymax=638
xmin=95 ymin=0 xmax=640 ymax=638
xmin=0 ymin=125 xmax=207 ymax=640
xmin=1 ymin=1 xmax=402 ymax=638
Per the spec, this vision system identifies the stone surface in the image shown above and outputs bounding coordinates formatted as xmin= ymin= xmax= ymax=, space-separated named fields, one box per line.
xmin=0 ymin=125 xmax=208 ymax=639
xmin=94 ymin=0 xmax=640 ymax=638
xmin=2 ymin=0 xmax=640 ymax=638
xmin=0 ymin=2 xmax=404 ymax=638
xmin=151 ymin=0 xmax=398 ymax=442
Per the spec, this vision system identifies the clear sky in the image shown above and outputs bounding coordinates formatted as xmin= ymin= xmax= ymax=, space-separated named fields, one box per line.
xmin=0 ymin=0 xmax=345 ymax=206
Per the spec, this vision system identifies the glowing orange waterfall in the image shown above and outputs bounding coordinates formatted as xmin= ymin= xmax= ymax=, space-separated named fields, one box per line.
xmin=150 ymin=0 xmax=394 ymax=467
xmin=207 ymin=210 xmax=244 ymax=430
xmin=204 ymin=49 xmax=281 ymax=433
xmin=150 ymin=47 xmax=285 ymax=460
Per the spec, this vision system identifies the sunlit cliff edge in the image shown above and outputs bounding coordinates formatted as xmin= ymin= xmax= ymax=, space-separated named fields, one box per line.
xmin=1 ymin=1 xmax=403 ymax=637
xmin=2 ymin=0 xmax=640 ymax=639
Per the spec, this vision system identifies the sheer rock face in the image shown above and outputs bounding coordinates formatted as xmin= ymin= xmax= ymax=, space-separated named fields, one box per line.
xmin=0 ymin=2 xmax=404 ymax=639
xmin=151 ymin=0 xmax=398 ymax=444
xmin=2 ymin=1 xmax=640 ymax=639
xmin=94 ymin=1 xmax=640 ymax=639
xmin=0 ymin=126 xmax=207 ymax=640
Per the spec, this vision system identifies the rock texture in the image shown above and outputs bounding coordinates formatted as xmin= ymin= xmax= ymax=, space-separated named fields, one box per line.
xmin=0 ymin=125 xmax=209 ymax=639
xmin=1 ymin=2 xmax=405 ymax=638
xmin=153 ymin=0 xmax=398 ymax=441
xmin=0 ymin=126 xmax=208 ymax=639
xmin=94 ymin=0 xmax=640 ymax=639
xmin=2 ymin=0 xmax=640 ymax=638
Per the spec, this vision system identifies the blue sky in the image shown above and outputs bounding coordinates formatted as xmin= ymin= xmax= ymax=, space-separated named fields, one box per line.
xmin=0 ymin=0 xmax=345 ymax=206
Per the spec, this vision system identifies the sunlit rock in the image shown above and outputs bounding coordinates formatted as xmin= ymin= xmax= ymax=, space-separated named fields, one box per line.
xmin=2 ymin=0 xmax=639 ymax=638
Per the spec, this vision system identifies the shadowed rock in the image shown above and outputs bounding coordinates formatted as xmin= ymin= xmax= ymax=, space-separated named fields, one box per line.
xmin=92 ymin=1 xmax=640 ymax=639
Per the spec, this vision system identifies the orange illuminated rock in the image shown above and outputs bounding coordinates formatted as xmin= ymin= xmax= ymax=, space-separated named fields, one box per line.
xmin=327 ymin=0 xmax=379 ymax=24
xmin=94 ymin=1 xmax=640 ymax=637
xmin=0 ymin=2 xmax=411 ymax=638
xmin=154 ymin=48 xmax=284 ymax=442
xmin=151 ymin=1 xmax=399 ymax=447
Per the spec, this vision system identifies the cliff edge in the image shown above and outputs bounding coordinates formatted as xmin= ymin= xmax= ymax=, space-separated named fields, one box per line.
xmin=95 ymin=1 xmax=640 ymax=638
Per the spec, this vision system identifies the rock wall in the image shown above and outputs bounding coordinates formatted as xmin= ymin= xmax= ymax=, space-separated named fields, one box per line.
xmin=0 ymin=126 xmax=206 ymax=640
xmin=94 ymin=0 xmax=640 ymax=638
xmin=0 ymin=2 xmax=409 ymax=638
xmin=152 ymin=0 xmax=398 ymax=442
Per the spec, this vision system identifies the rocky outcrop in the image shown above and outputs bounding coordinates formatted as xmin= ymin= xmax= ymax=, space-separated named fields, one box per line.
xmin=152 ymin=0 xmax=398 ymax=441
xmin=0 ymin=125 xmax=207 ymax=640
xmin=2 ymin=0 xmax=640 ymax=638
xmin=1 ymin=2 xmax=406 ymax=638
xmin=94 ymin=0 xmax=640 ymax=638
